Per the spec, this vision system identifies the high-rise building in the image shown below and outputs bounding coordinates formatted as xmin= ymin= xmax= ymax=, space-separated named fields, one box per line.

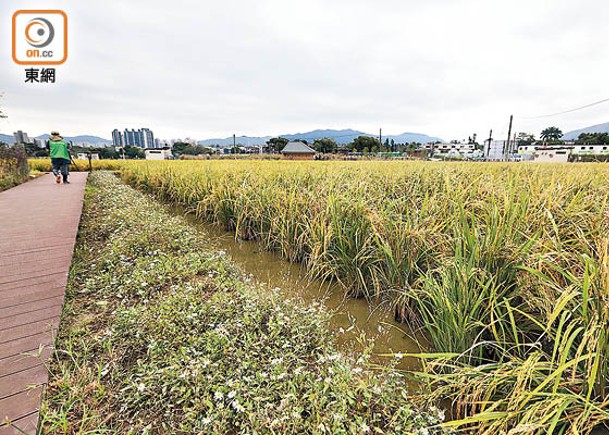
xmin=13 ymin=130 xmax=30 ymax=144
xmin=112 ymin=129 xmax=124 ymax=147
xmin=113 ymin=128 xmax=157 ymax=148
xmin=124 ymin=129 xmax=136 ymax=146
xmin=141 ymin=128 xmax=155 ymax=148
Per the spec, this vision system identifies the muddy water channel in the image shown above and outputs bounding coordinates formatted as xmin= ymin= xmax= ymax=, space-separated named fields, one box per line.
xmin=177 ymin=209 xmax=426 ymax=371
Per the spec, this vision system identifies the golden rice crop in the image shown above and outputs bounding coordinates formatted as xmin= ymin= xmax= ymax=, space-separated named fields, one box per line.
xmin=79 ymin=159 xmax=609 ymax=433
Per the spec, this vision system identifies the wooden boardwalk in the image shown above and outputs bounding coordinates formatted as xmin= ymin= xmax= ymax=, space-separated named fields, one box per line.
xmin=0 ymin=173 xmax=88 ymax=434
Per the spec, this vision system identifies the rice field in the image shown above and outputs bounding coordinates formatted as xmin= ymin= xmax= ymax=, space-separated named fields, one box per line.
xmin=112 ymin=159 xmax=609 ymax=434
xmin=41 ymin=172 xmax=445 ymax=434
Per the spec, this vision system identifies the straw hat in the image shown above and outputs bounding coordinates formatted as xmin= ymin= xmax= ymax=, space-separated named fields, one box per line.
xmin=50 ymin=130 xmax=63 ymax=141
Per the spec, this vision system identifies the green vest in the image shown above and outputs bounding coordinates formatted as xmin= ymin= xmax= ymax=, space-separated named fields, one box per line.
xmin=49 ymin=140 xmax=70 ymax=160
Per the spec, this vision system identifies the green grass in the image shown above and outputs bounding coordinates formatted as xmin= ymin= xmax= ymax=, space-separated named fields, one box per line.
xmin=39 ymin=172 xmax=446 ymax=434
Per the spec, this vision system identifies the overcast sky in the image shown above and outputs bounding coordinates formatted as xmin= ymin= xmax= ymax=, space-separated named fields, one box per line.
xmin=1 ymin=0 xmax=608 ymax=141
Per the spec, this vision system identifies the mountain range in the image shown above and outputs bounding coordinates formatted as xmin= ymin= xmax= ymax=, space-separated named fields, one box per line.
xmin=5 ymin=122 xmax=607 ymax=147
xmin=0 ymin=133 xmax=112 ymax=146
xmin=562 ymin=122 xmax=609 ymax=140
xmin=197 ymin=129 xmax=443 ymax=147
xmin=2 ymin=129 xmax=441 ymax=147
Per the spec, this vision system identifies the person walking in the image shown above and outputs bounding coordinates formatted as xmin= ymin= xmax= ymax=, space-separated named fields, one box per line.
xmin=47 ymin=131 xmax=71 ymax=184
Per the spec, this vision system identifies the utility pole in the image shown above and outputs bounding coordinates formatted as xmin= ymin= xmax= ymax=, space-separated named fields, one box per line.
xmin=233 ymin=134 xmax=236 ymax=159
xmin=486 ymin=129 xmax=493 ymax=159
xmin=505 ymin=115 xmax=513 ymax=161
xmin=379 ymin=128 xmax=382 ymax=152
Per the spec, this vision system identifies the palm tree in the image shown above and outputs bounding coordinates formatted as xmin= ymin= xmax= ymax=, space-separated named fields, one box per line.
xmin=540 ymin=127 xmax=563 ymax=144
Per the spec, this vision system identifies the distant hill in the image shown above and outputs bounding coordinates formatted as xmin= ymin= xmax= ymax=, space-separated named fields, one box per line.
xmin=562 ymin=122 xmax=609 ymax=141
xmin=198 ymin=129 xmax=442 ymax=147
xmin=198 ymin=135 xmax=273 ymax=147
xmin=1 ymin=133 xmax=112 ymax=146
xmin=36 ymin=134 xmax=112 ymax=146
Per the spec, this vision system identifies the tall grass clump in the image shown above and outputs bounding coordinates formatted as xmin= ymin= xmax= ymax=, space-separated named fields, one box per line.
xmin=116 ymin=159 xmax=609 ymax=433
xmin=0 ymin=145 xmax=29 ymax=191
xmin=39 ymin=171 xmax=446 ymax=434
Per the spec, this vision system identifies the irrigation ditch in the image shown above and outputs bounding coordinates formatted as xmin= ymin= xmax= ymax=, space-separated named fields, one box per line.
xmin=172 ymin=204 xmax=427 ymax=371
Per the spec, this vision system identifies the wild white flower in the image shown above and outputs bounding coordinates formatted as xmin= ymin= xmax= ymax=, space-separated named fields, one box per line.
xmin=228 ymin=390 xmax=237 ymax=399
xmin=231 ymin=400 xmax=245 ymax=413
xmin=437 ymin=408 xmax=445 ymax=421
xmin=214 ymin=391 xmax=224 ymax=401
xmin=271 ymin=357 xmax=283 ymax=365
xmin=352 ymin=367 xmax=363 ymax=374
xmin=361 ymin=423 xmax=370 ymax=433
xmin=394 ymin=352 xmax=404 ymax=360
xmin=201 ymin=417 xmax=212 ymax=425
xmin=137 ymin=383 xmax=146 ymax=392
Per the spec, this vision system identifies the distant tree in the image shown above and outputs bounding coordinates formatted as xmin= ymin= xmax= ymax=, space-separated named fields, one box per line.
xmin=123 ymin=146 xmax=145 ymax=159
xmin=383 ymin=138 xmax=390 ymax=151
xmin=467 ymin=133 xmax=484 ymax=151
xmin=540 ymin=127 xmax=563 ymax=143
xmin=516 ymin=132 xmax=536 ymax=146
xmin=351 ymin=136 xmax=380 ymax=152
xmin=576 ymin=132 xmax=609 ymax=145
xmin=266 ymin=137 xmax=289 ymax=152
xmin=170 ymin=142 xmax=210 ymax=156
xmin=22 ymin=143 xmax=40 ymax=157
xmin=312 ymin=138 xmax=337 ymax=153
xmin=172 ymin=142 xmax=190 ymax=155
xmin=98 ymin=147 xmax=119 ymax=159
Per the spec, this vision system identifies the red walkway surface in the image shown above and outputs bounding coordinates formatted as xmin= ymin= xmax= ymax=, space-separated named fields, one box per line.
xmin=0 ymin=173 xmax=88 ymax=434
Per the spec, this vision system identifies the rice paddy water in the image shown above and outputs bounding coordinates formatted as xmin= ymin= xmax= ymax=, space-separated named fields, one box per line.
xmin=178 ymin=210 xmax=425 ymax=370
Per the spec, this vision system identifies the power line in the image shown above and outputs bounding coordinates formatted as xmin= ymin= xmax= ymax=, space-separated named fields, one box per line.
xmin=518 ymin=97 xmax=609 ymax=119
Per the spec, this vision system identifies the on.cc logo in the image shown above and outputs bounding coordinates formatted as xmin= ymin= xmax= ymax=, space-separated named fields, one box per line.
xmin=25 ymin=17 xmax=55 ymax=48
xmin=12 ymin=10 xmax=67 ymax=65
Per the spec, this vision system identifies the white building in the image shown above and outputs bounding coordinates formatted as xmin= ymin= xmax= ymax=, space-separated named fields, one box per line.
xmin=570 ymin=144 xmax=609 ymax=156
xmin=518 ymin=144 xmax=609 ymax=157
xmin=423 ymin=142 xmax=478 ymax=158
xmin=516 ymin=145 xmax=572 ymax=162
xmin=77 ymin=152 xmax=100 ymax=160
xmin=145 ymin=149 xmax=173 ymax=160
